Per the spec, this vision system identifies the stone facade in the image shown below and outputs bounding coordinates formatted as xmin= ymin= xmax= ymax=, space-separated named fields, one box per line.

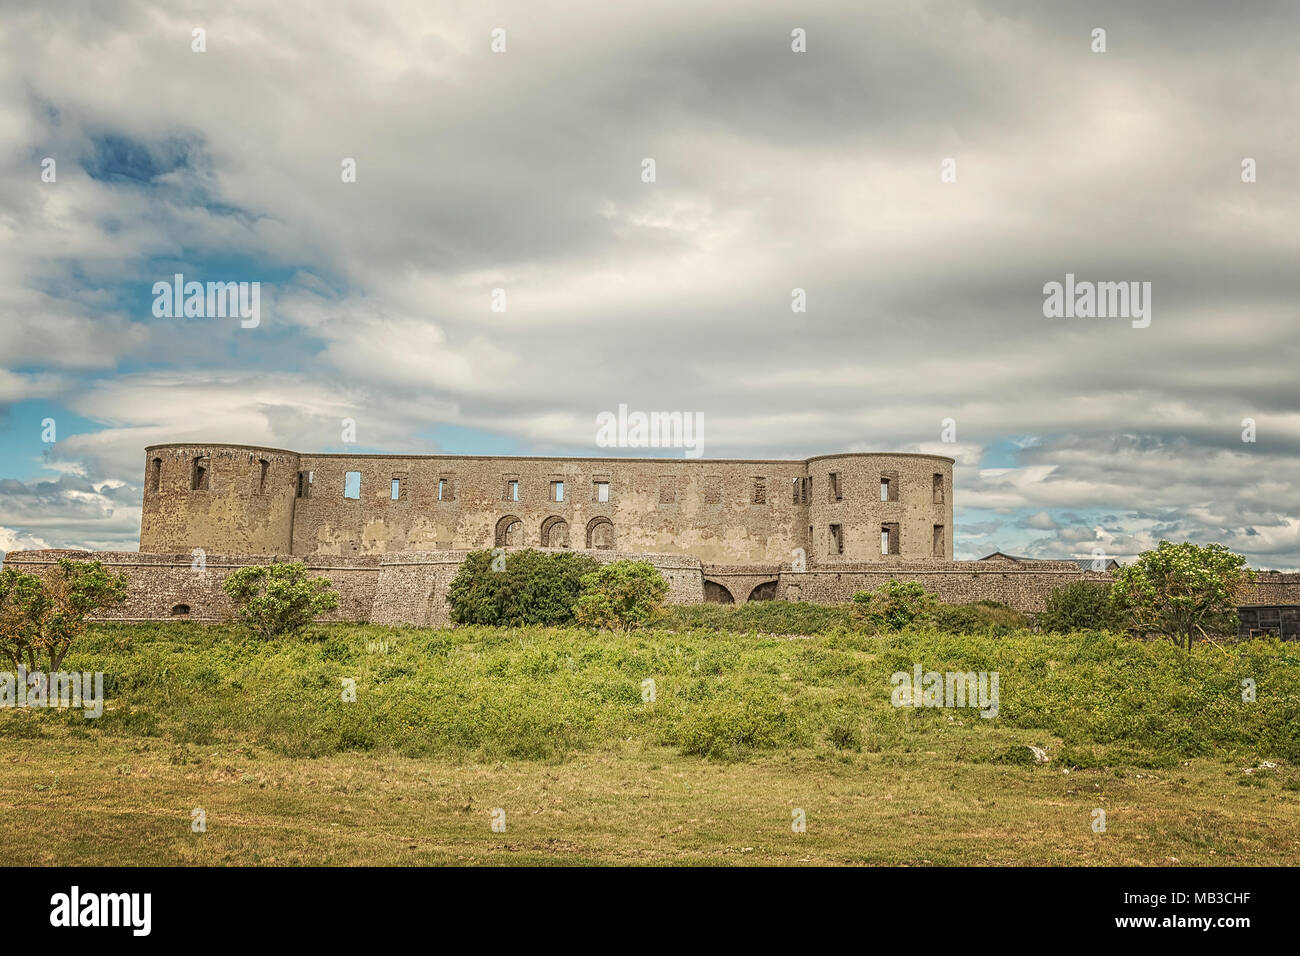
xmin=139 ymin=443 xmax=955 ymax=566
xmin=3 ymin=549 xmax=705 ymax=627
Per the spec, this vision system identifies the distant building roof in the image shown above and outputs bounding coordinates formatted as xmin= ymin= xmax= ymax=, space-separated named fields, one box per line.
xmin=977 ymin=551 xmax=1119 ymax=571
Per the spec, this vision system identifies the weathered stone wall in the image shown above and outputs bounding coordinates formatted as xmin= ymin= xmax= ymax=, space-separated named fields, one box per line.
xmin=138 ymin=444 xmax=954 ymax=566
xmin=2 ymin=549 xmax=703 ymax=627
xmin=807 ymin=454 xmax=953 ymax=563
xmin=140 ymin=444 xmax=300 ymax=555
xmin=776 ymin=561 xmax=1111 ymax=612
xmin=3 ymin=550 xmax=380 ymax=623
xmin=9 ymin=548 xmax=1300 ymax=624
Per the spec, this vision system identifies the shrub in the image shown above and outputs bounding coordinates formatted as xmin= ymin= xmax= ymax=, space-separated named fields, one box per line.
xmin=574 ymin=561 xmax=669 ymax=631
xmin=676 ymin=694 xmax=799 ymax=760
xmin=222 ymin=562 xmax=340 ymax=639
xmin=446 ymin=549 xmax=599 ymax=626
xmin=0 ymin=559 xmax=128 ymax=678
xmin=1037 ymin=580 xmax=1124 ymax=633
xmin=932 ymin=600 xmax=1031 ymax=636
xmin=852 ymin=581 xmax=937 ymax=630
xmin=652 ymin=601 xmax=853 ymax=635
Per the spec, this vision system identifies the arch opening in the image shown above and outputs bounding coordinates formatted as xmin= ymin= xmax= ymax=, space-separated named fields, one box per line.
xmin=585 ymin=516 xmax=614 ymax=550
xmin=495 ymin=515 xmax=523 ymax=547
xmin=703 ymin=581 xmax=734 ymax=604
xmin=541 ymin=516 xmax=570 ymax=548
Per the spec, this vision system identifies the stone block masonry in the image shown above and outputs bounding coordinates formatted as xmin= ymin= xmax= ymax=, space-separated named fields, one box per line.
xmin=6 ymin=549 xmax=1299 ymax=626
xmin=138 ymin=443 xmax=955 ymax=566
xmin=2 ymin=549 xmax=704 ymax=628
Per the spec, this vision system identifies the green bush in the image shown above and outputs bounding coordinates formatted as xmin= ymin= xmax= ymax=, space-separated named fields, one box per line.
xmin=675 ymin=694 xmax=800 ymax=760
xmin=852 ymin=581 xmax=937 ymax=630
xmin=653 ymin=601 xmax=853 ymax=635
xmin=575 ymin=561 xmax=669 ymax=631
xmin=1037 ymin=580 xmax=1124 ymax=633
xmin=932 ymin=601 xmax=1031 ymax=636
xmin=446 ymin=549 xmax=599 ymax=626
xmin=222 ymin=562 xmax=340 ymax=639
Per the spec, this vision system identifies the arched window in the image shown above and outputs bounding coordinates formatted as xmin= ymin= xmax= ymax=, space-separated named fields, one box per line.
xmin=148 ymin=457 xmax=162 ymax=493
xmin=541 ymin=516 xmax=570 ymax=548
xmin=495 ymin=515 xmax=523 ymax=547
xmin=170 ymin=604 xmax=190 ymax=617
xmin=585 ymin=516 xmax=614 ymax=550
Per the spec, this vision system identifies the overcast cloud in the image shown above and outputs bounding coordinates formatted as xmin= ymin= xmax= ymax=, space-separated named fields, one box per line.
xmin=1 ymin=0 xmax=1297 ymax=566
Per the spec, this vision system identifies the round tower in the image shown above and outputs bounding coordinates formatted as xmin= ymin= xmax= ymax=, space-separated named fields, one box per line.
xmin=140 ymin=443 xmax=301 ymax=555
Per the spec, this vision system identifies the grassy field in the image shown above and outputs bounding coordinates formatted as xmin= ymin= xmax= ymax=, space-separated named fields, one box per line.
xmin=1 ymin=613 xmax=1298 ymax=865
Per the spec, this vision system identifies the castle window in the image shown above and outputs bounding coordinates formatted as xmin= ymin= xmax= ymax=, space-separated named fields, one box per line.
xmin=170 ymin=604 xmax=190 ymax=617
xmin=594 ymin=480 xmax=609 ymax=503
xmin=258 ymin=459 xmax=270 ymax=494
xmin=881 ymin=472 xmax=899 ymax=502
xmin=504 ymin=479 xmax=520 ymax=502
xmin=391 ymin=478 xmax=401 ymax=500
xmin=550 ymin=480 xmax=565 ymax=503
xmin=752 ymin=478 xmax=767 ymax=505
xmin=829 ymin=524 xmax=843 ymax=555
xmin=438 ymin=477 xmax=455 ymax=501
xmin=343 ymin=471 xmax=361 ymax=499
xmin=933 ymin=473 xmax=944 ymax=504
xmin=149 ymin=457 xmax=162 ymax=494
xmin=933 ymin=524 xmax=945 ymax=557
xmin=792 ymin=478 xmax=800 ymax=504
xmin=828 ymin=472 xmax=842 ymax=502
xmin=191 ymin=456 xmax=210 ymax=491
xmin=882 ymin=523 xmax=900 ymax=555
xmin=297 ymin=471 xmax=311 ymax=499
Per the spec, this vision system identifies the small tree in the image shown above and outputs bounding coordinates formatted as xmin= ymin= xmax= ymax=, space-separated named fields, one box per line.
xmin=1109 ymin=541 xmax=1254 ymax=651
xmin=851 ymin=580 xmax=937 ymax=631
xmin=223 ymin=562 xmax=340 ymax=639
xmin=1037 ymin=580 xmax=1124 ymax=633
xmin=574 ymin=561 xmax=669 ymax=631
xmin=0 ymin=559 xmax=128 ymax=681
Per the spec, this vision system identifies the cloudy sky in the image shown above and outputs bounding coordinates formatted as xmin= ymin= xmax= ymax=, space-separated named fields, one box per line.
xmin=1 ymin=0 xmax=1297 ymax=566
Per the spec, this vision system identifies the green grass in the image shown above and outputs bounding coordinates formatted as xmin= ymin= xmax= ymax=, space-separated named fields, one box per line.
xmin=1 ymin=622 xmax=1298 ymax=865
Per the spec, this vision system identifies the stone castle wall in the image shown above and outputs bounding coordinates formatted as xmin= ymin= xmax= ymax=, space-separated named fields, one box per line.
xmin=138 ymin=443 xmax=954 ymax=566
xmin=7 ymin=549 xmax=1300 ymax=626
xmin=2 ymin=549 xmax=704 ymax=627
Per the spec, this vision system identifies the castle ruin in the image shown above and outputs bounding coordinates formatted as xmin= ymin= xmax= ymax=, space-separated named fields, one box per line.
xmin=5 ymin=441 xmax=1296 ymax=626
